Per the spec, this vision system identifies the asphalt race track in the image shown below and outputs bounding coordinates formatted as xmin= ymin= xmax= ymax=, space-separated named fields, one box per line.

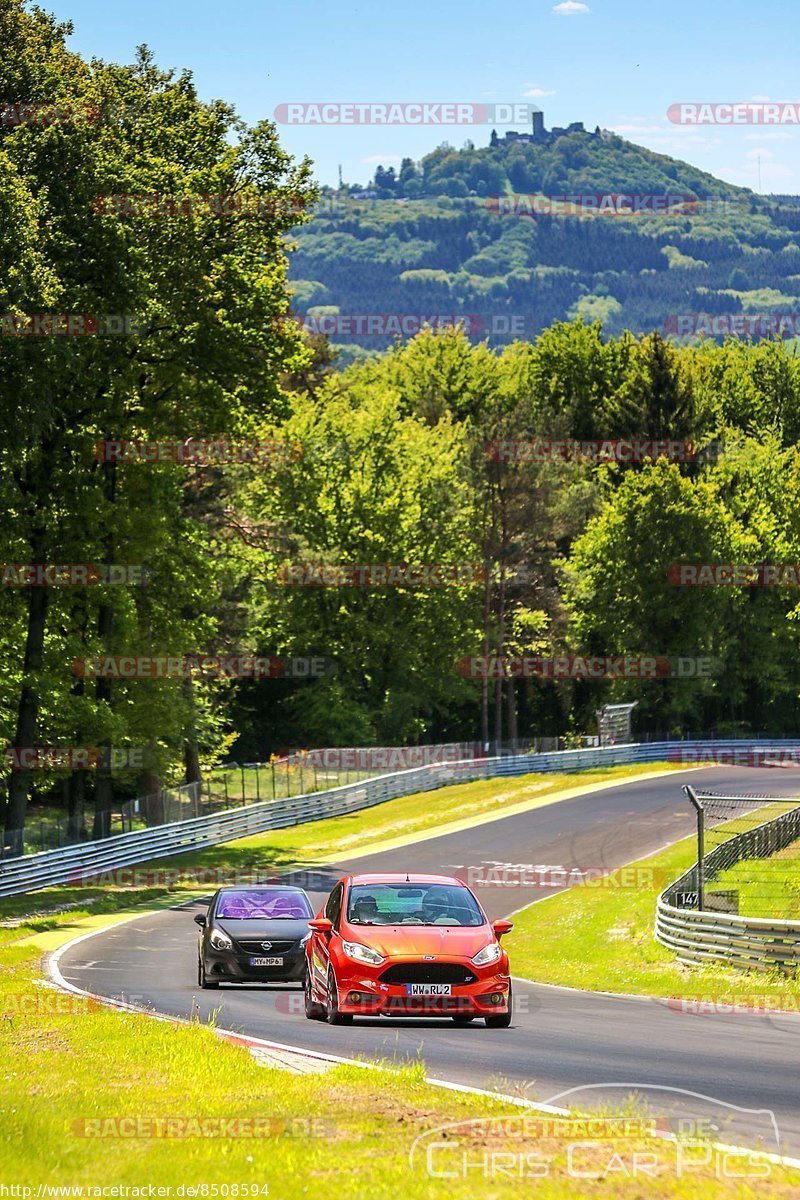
xmin=58 ymin=766 xmax=800 ymax=1157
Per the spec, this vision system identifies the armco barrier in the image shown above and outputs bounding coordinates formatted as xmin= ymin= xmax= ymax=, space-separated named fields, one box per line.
xmin=3 ymin=738 xmax=800 ymax=898
xmin=655 ymin=801 xmax=800 ymax=974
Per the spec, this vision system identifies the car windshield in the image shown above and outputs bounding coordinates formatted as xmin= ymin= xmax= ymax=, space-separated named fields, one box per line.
xmin=347 ymin=884 xmax=484 ymax=927
xmin=215 ymin=890 xmax=312 ymax=919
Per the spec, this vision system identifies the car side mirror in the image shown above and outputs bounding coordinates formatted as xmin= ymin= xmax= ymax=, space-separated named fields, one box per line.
xmin=493 ymin=919 xmax=513 ymax=938
xmin=193 ymin=914 xmax=206 ymax=927
xmin=309 ymin=917 xmax=333 ymax=935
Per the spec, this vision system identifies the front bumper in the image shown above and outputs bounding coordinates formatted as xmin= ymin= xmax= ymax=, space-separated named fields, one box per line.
xmin=204 ymin=948 xmax=307 ymax=982
xmin=335 ymin=969 xmax=511 ymax=1017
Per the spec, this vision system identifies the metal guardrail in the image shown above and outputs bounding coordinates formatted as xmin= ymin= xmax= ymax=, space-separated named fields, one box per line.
xmin=655 ymin=802 xmax=800 ymax=974
xmin=4 ymin=736 xmax=800 ymax=899
xmin=0 ymin=741 xmax=648 ymax=897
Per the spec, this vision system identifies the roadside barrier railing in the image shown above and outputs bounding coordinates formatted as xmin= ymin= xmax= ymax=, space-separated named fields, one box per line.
xmin=4 ymin=738 xmax=800 ymax=898
xmin=655 ymin=800 xmax=800 ymax=974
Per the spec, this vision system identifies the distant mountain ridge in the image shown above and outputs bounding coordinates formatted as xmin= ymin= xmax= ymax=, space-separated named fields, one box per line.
xmin=288 ymin=130 xmax=800 ymax=359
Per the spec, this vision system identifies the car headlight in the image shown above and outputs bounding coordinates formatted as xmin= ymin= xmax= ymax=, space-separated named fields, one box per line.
xmin=472 ymin=941 xmax=502 ymax=967
xmin=342 ymin=940 xmax=385 ymax=966
xmin=209 ymin=928 xmax=233 ymax=951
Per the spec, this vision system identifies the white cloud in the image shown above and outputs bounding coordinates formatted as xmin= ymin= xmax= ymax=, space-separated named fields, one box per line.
xmin=552 ymin=0 xmax=590 ymax=13
xmin=751 ymin=94 xmax=771 ymax=102
xmin=746 ymin=147 xmax=775 ymax=159
xmin=523 ymin=86 xmax=556 ymax=97
xmin=361 ymin=154 xmax=402 ymax=164
xmin=745 ymin=131 xmax=795 ymax=141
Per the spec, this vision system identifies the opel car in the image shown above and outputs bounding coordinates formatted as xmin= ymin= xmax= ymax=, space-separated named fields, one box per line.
xmin=195 ymin=885 xmax=313 ymax=987
xmin=304 ymin=872 xmax=513 ymax=1025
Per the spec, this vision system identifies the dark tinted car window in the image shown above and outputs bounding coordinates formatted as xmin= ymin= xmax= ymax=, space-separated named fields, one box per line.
xmin=325 ymin=883 xmax=343 ymax=928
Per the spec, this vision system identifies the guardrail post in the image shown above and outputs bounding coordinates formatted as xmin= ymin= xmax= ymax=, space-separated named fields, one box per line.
xmin=684 ymin=785 xmax=705 ymax=911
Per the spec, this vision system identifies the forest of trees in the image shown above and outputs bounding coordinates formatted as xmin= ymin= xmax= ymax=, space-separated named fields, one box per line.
xmin=2 ymin=0 xmax=800 ymax=848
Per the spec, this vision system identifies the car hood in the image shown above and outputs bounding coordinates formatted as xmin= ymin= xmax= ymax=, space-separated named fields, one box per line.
xmin=342 ymin=924 xmax=494 ymax=960
xmin=215 ymin=918 xmax=309 ymax=941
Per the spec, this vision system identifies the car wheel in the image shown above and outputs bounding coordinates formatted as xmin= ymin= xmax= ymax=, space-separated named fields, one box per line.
xmin=304 ymin=969 xmax=325 ymax=1020
xmin=198 ymin=956 xmax=219 ymax=990
xmin=325 ymin=967 xmax=353 ymax=1026
xmin=485 ymin=984 xmax=512 ymax=1028
xmin=451 ymin=1016 xmax=475 ymax=1024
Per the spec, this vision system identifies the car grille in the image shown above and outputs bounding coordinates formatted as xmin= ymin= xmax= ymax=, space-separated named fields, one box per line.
xmin=235 ymin=940 xmax=297 ymax=954
xmin=379 ymin=963 xmax=477 ymax=986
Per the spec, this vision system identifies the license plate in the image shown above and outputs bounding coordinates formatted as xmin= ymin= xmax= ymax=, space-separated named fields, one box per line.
xmin=406 ymin=983 xmax=452 ymax=996
xmin=250 ymin=956 xmax=284 ymax=967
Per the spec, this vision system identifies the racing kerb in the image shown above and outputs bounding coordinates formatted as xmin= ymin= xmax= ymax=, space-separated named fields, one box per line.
xmin=2 ymin=738 xmax=800 ymax=898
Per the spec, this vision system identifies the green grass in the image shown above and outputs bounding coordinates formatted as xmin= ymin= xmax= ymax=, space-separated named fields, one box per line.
xmin=1 ymin=913 xmax=797 ymax=1196
xmin=2 ymin=763 xmax=799 ymax=1194
xmin=711 ymin=837 xmax=800 ymax=920
xmin=508 ymin=812 xmax=800 ymax=1006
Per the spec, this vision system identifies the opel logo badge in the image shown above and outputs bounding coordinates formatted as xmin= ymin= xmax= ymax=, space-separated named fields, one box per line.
xmin=260 ymin=941 xmax=273 ymax=951
xmin=423 ymin=955 xmax=436 ymax=961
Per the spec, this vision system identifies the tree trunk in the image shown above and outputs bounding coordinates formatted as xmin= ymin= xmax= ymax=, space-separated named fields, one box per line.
xmin=507 ymin=677 xmax=518 ymax=750
xmin=183 ymin=676 xmax=203 ymax=785
xmin=66 ymin=770 xmax=86 ymax=842
xmin=4 ymin=581 xmax=50 ymax=854
xmin=91 ymin=456 xmax=117 ymax=841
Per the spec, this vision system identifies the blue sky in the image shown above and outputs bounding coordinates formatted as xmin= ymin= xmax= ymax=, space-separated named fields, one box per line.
xmin=47 ymin=0 xmax=800 ymax=192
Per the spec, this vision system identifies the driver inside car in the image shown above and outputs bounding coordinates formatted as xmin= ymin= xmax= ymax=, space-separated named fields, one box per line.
xmin=351 ymin=895 xmax=380 ymax=924
xmin=419 ymin=888 xmax=458 ymax=925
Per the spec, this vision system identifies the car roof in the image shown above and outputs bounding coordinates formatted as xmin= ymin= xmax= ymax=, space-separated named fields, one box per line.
xmin=215 ymin=885 xmax=308 ymax=894
xmin=345 ymin=873 xmax=467 ymax=887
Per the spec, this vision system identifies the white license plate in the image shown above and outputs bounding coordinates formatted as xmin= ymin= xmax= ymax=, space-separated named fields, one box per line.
xmin=250 ymin=956 xmax=284 ymax=967
xmin=406 ymin=983 xmax=452 ymax=996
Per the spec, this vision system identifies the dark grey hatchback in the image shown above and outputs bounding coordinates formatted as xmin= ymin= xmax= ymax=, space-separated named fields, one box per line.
xmin=195 ymin=886 xmax=314 ymax=988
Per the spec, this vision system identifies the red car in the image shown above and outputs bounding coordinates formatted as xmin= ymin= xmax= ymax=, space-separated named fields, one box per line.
xmin=304 ymin=872 xmax=513 ymax=1026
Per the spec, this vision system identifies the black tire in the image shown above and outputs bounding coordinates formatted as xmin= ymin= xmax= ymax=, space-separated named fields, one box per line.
xmin=485 ymin=984 xmax=512 ymax=1028
xmin=451 ymin=1016 xmax=475 ymax=1024
xmin=198 ymin=956 xmax=219 ymax=990
xmin=304 ymin=969 xmax=325 ymax=1020
xmin=325 ymin=967 xmax=353 ymax=1026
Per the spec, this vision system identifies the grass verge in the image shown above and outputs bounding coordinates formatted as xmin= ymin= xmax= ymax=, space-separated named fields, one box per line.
xmin=712 ymin=838 xmax=800 ymax=919
xmin=1 ymin=907 xmax=797 ymax=1195
xmin=509 ymin=822 xmax=800 ymax=1006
